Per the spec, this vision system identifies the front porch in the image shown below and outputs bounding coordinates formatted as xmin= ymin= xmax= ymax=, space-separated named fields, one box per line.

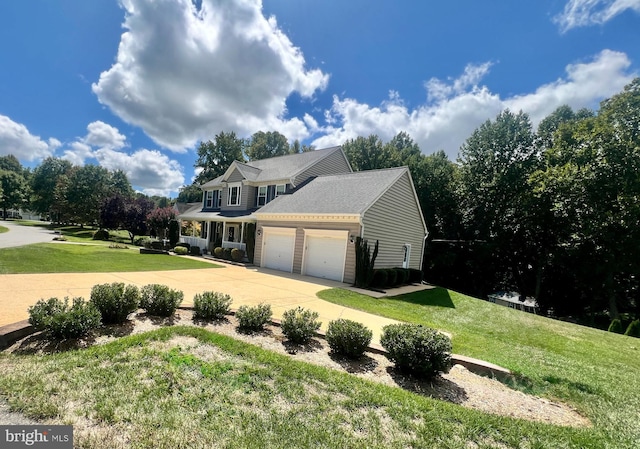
xmin=179 ymin=219 xmax=254 ymax=256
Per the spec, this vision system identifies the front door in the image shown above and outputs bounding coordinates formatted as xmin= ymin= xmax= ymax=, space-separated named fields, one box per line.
xmin=227 ymin=224 xmax=238 ymax=242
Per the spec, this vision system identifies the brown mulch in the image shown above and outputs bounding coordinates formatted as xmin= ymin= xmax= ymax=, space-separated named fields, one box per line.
xmin=2 ymin=309 xmax=590 ymax=428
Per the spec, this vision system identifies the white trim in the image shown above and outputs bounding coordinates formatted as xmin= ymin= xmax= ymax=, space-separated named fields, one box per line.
xmin=255 ymin=213 xmax=360 ymax=223
xmin=275 ymin=184 xmax=286 ymax=197
xmin=257 ymin=185 xmax=267 ymax=206
xmin=227 ymin=182 xmax=242 ymax=206
xmin=301 ymin=229 xmax=348 ymax=282
xmin=261 ymin=226 xmax=296 ymax=235
xmin=402 ymin=243 xmax=412 ymax=269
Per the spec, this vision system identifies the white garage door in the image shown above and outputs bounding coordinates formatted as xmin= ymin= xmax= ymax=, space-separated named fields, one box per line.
xmin=303 ymin=231 xmax=348 ymax=282
xmin=262 ymin=229 xmax=295 ymax=272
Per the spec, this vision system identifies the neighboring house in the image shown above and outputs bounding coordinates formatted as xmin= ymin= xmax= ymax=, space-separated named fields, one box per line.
xmin=178 ymin=146 xmax=428 ymax=284
xmin=487 ymin=291 xmax=539 ymax=314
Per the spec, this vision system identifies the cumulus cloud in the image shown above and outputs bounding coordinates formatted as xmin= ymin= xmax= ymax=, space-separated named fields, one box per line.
xmin=0 ymin=115 xmax=56 ymax=161
xmin=312 ymin=50 xmax=636 ymax=160
xmin=95 ymin=148 xmax=185 ymax=196
xmin=84 ymin=121 xmax=127 ymax=150
xmin=554 ymin=0 xmax=640 ymax=32
xmin=92 ymin=0 xmax=328 ymax=151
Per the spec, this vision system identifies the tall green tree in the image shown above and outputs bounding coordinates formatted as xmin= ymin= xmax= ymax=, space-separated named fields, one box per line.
xmin=245 ymin=131 xmax=290 ymax=161
xmin=66 ymin=164 xmax=113 ymax=226
xmin=109 ymin=169 xmax=134 ymax=199
xmin=30 ymin=157 xmax=73 ymax=219
xmin=289 ymin=139 xmax=314 ymax=154
xmin=457 ymin=110 xmax=539 ymax=293
xmin=342 ymin=135 xmax=399 ymax=171
xmin=0 ymin=169 xmax=29 ymax=219
xmin=194 ymin=131 xmax=245 ymax=184
xmin=177 ymin=184 xmax=203 ymax=203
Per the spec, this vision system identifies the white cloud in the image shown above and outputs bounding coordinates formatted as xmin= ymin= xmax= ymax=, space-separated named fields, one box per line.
xmin=312 ymin=50 xmax=636 ymax=160
xmin=62 ymin=142 xmax=93 ymax=166
xmin=554 ymin=0 xmax=640 ymax=32
xmin=95 ymin=148 xmax=185 ymax=196
xmin=92 ymin=0 xmax=328 ymax=151
xmin=0 ymin=115 xmax=56 ymax=161
xmin=84 ymin=121 xmax=127 ymax=150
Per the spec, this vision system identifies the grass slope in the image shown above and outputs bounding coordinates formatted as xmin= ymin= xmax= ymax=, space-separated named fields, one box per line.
xmin=318 ymin=287 xmax=640 ymax=448
xmin=0 ymin=225 xmax=8 ymax=233
xmin=0 ymin=243 xmax=218 ymax=274
xmin=0 ymin=327 xmax=602 ymax=449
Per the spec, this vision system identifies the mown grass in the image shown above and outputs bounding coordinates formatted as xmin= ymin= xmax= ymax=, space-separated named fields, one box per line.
xmin=0 ymin=243 xmax=218 ymax=274
xmin=0 ymin=225 xmax=8 ymax=233
xmin=14 ymin=221 xmax=133 ymax=245
xmin=0 ymin=326 xmax=605 ymax=448
xmin=318 ymin=287 xmax=640 ymax=448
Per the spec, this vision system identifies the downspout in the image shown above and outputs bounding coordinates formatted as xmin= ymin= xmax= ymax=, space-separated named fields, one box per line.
xmin=420 ymin=228 xmax=430 ymax=281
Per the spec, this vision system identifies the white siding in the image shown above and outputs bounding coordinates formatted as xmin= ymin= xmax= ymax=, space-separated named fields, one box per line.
xmin=361 ymin=172 xmax=426 ymax=270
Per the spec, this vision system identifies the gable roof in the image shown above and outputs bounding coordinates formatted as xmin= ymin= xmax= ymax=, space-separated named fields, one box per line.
xmin=200 ymin=146 xmax=346 ymax=188
xmin=255 ymin=167 xmax=409 ymax=216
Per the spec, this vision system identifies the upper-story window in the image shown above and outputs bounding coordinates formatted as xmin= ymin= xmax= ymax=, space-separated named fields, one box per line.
xmin=204 ymin=189 xmax=222 ymax=209
xmin=257 ymin=186 xmax=267 ymax=206
xmin=275 ymin=184 xmax=286 ymax=197
xmin=227 ymin=184 xmax=241 ymax=206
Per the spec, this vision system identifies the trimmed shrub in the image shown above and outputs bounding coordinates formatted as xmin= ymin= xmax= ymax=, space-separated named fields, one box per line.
xmin=90 ymin=282 xmax=140 ymax=324
xmin=371 ymin=269 xmax=388 ymax=289
xmin=625 ymin=319 xmax=640 ymax=337
xmin=93 ymin=229 xmax=110 ymax=241
xmin=213 ymin=247 xmax=224 ymax=258
xmin=385 ymin=269 xmax=397 ymax=287
xmin=408 ymin=268 xmax=423 ymax=284
xmin=394 ymin=268 xmax=410 ymax=285
xmin=193 ymin=291 xmax=232 ymax=320
xmin=222 ymin=247 xmax=232 ymax=260
xmin=29 ymin=297 xmax=101 ymax=340
xmin=236 ymin=303 xmax=272 ymax=331
xmin=190 ymin=246 xmax=201 ymax=256
xmin=281 ymin=307 xmax=322 ymax=344
xmin=140 ymin=284 xmax=183 ymax=317
xmin=134 ymin=237 xmax=150 ymax=247
xmin=230 ymin=248 xmax=245 ymax=262
xmin=150 ymin=240 xmax=163 ymax=250
xmin=173 ymin=246 xmax=188 ymax=255
xmin=380 ymin=323 xmax=452 ymax=380
xmin=168 ymin=219 xmax=179 ymax=247
xmin=175 ymin=242 xmax=191 ymax=251
xmin=608 ymin=318 xmax=623 ymax=333
xmin=326 ymin=319 xmax=372 ymax=358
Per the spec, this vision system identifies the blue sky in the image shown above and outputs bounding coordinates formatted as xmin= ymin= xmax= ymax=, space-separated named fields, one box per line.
xmin=1 ymin=0 xmax=639 ymax=196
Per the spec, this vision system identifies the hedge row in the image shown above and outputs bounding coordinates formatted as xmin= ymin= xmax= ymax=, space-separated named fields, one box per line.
xmin=371 ymin=268 xmax=423 ymax=289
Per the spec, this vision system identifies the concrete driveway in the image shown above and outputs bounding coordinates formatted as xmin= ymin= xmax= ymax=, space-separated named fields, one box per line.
xmin=0 ymin=220 xmax=56 ymax=248
xmin=0 ymin=260 xmax=400 ymax=344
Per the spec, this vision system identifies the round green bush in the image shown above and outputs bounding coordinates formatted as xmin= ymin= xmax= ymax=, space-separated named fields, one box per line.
xmin=230 ymin=248 xmax=245 ymax=262
xmin=213 ymin=247 xmax=224 ymax=258
xmin=140 ymin=284 xmax=183 ymax=317
xmin=380 ymin=323 xmax=452 ymax=380
xmin=222 ymin=247 xmax=232 ymax=260
xmin=90 ymin=282 xmax=140 ymax=324
xmin=93 ymin=229 xmax=110 ymax=241
xmin=385 ymin=269 xmax=398 ymax=287
xmin=326 ymin=319 xmax=372 ymax=358
xmin=408 ymin=268 xmax=423 ymax=284
xmin=236 ymin=303 xmax=272 ymax=331
xmin=608 ymin=318 xmax=623 ymax=333
xmin=193 ymin=291 xmax=232 ymax=320
xmin=371 ymin=269 xmax=388 ymax=288
xmin=281 ymin=307 xmax=322 ymax=344
xmin=625 ymin=319 xmax=640 ymax=337
xmin=173 ymin=246 xmax=188 ymax=255
xmin=29 ymin=297 xmax=101 ymax=340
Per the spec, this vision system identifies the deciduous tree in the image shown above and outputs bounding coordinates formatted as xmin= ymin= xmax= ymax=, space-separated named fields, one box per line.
xmin=194 ymin=132 xmax=245 ymax=184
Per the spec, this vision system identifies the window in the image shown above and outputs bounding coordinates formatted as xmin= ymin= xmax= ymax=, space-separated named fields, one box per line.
xmin=215 ymin=189 xmax=222 ymax=208
xmin=205 ymin=191 xmax=214 ymax=208
xmin=257 ymin=186 xmax=267 ymax=206
xmin=275 ymin=184 xmax=286 ymax=197
xmin=200 ymin=221 xmax=208 ymax=239
xmin=227 ymin=184 xmax=241 ymax=206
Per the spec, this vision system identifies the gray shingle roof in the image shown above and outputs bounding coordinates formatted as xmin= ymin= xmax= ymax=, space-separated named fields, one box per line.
xmin=200 ymin=146 xmax=343 ymax=188
xmin=256 ymin=167 xmax=408 ymax=215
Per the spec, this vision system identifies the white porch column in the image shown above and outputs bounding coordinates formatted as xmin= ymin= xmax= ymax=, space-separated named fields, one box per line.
xmin=240 ymin=222 xmax=244 ymax=244
xmin=222 ymin=221 xmax=227 ymax=243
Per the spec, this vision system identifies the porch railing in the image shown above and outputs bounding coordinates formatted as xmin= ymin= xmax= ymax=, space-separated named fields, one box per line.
xmin=222 ymin=241 xmax=246 ymax=251
xmin=180 ymin=236 xmax=207 ymax=251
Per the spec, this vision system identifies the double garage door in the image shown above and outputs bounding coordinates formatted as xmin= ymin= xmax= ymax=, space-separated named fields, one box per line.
xmin=262 ymin=228 xmax=348 ymax=282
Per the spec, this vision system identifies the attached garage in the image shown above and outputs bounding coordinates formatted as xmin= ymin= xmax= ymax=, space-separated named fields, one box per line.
xmin=261 ymin=227 xmax=295 ymax=272
xmin=302 ymin=229 xmax=348 ymax=282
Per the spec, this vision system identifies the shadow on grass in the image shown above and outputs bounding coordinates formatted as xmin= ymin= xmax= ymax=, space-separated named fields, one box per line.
xmin=389 ymin=287 xmax=456 ymax=309
xmin=282 ymin=338 xmax=323 ymax=355
xmin=542 ymin=375 xmax=599 ymax=395
xmin=386 ymin=366 xmax=468 ymax=404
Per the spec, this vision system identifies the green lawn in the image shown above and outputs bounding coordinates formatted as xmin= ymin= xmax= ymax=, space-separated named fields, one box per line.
xmin=0 ymin=225 xmax=8 ymax=233
xmin=318 ymin=287 xmax=640 ymax=448
xmin=13 ymin=221 xmax=134 ymax=245
xmin=0 ymin=326 xmax=604 ymax=448
xmin=0 ymin=243 xmax=218 ymax=273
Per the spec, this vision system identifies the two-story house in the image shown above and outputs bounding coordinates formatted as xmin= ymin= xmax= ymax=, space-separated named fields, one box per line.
xmin=178 ymin=146 xmax=428 ymax=284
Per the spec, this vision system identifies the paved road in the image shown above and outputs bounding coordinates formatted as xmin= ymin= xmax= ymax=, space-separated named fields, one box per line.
xmin=0 ymin=220 xmax=55 ymax=248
